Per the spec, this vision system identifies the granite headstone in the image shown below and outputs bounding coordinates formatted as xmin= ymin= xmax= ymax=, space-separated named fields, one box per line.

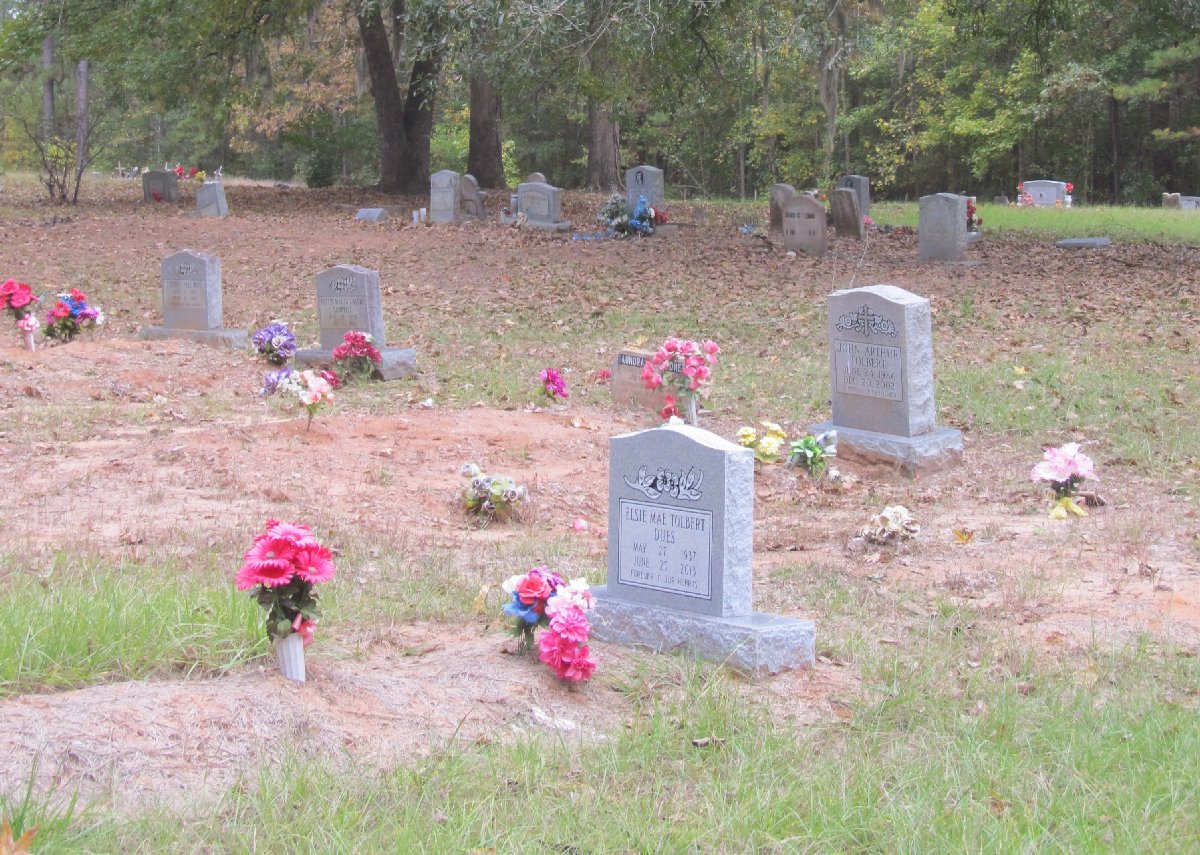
xmin=918 ymin=193 xmax=968 ymax=262
xmin=837 ymin=174 xmax=870 ymax=217
xmin=830 ymin=188 xmax=865 ymax=240
xmin=142 ymin=170 xmax=180 ymax=203
xmin=1023 ymin=180 xmax=1067 ymax=207
xmin=625 ymin=165 xmax=665 ymax=213
xmin=781 ymin=195 xmax=827 ymax=257
xmin=769 ymin=183 xmax=798 ymax=232
xmin=459 ymin=174 xmax=487 ymax=219
xmin=195 ymin=181 xmax=228 ymax=218
xmin=430 ymin=170 xmax=461 ymax=223
xmin=139 ymin=250 xmax=247 ymax=349
xmin=610 ymin=350 xmax=681 ymax=415
xmin=516 ymin=181 xmax=571 ymax=231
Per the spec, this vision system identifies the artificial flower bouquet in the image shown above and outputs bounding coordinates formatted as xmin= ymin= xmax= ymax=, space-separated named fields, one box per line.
xmin=641 ymin=336 xmax=719 ymax=423
xmin=789 ymin=430 xmax=838 ymax=479
xmin=236 ymin=519 xmax=335 ymax=644
xmin=502 ymin=566 xmax=597 ymax=682
xmin=861 ymin=505 xmax=919 ymax=544
xmin=597 ymin=194 xmax=667 ymax=237
xmin=332 ymin=330 xmax=382 ymax=382
xmin=737 ymin=421 xmax=788 ymax=463
xmin=2 ymin=279 xmax=40 ymax=350
xmin=966 ymin=197 xmax=982 ymax=232
xmin=251 ymin=321 xmax=297 ymax=365
xmin=173 ymin=165 xmax=206 ymax=182
xmin=539 ymin=367 xmax=569 ymax=401
xmin=260 ymin=367 xmax=338 ymax=430
xmin=461 ymin=463 xmax=527 ymax=522
xmin=43 ymin=289 xmax=103 ymax=342
xmin=1031 ymin=442 xmax=1096 ymax=518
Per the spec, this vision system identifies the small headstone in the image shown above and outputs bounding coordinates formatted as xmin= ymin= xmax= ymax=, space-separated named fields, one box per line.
xmin=1023 ymin=180 xmax=1067 ymax=207
xmin=994 ymin=195 xmax=1009 ymax=205
xmin=142 ymin=170 xmax=180 ymax=203
xmin=195 ymin=181 xmax=228 ymax=218
xmin=590 ymin=423 xmax=815 ymax=677
xmin=1162 ymin=192 xmax=1182 ymax=209
xmin=830 ymin=188 xmax=865 ymax=240
xmin=139 ymin=250 xmax=247 ymax=349
xmin=1056 ymin=237 xmax=1111 ymax=249
xmin=294 ymin=264 xmax=416 ymax=381
xmin=459 ymin=174 xmax=488 ymax=219
xmin=525 ymin=172 xmax=547 ymax=184
xmin=516 ymin=181 xmax=571 ymax=231
xmin=1180 ymin=196 xmax=1200 ymax=210
xmin=429 ymin=170 xmax=461 ymax=223
xmin=610 ymin=350 xmax=681 ymax=414
xmin=918 ymin=193 xmax=968 ymax=262
xmin=768 ymin=184 xmax=798 ymax=232
xmin=810 ymin=284 xmax=962 ymax=474
xmin=837 ymin=174 xmax=870 ymax=217
xmin=625 ymin=165 xmax=666 ymax=213
xmin=355 ymin=208 xmax=388 ymax=222
xmin=781 ymin=195 xmax=827 ymax=257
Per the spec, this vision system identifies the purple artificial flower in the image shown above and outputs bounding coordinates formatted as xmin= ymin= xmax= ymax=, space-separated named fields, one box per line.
xmin=252 ymin=322 xmax=296 ymax=364
xmin=260 ymin=367 xmax=295 ymax=397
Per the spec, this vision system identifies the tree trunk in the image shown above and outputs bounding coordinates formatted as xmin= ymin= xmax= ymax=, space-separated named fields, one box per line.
xmin=468 ymin=76 xmax=504 ymax=188
xmin=41 ymin=36 xmax=55 ymax=139
xmin=399 ymin=47 xmax=442 ymax=193
xmin=356 ymin=6 xmax=408 ymax=192
xmin=586 ymin=99 xmax=620 ymax=190
xmin=72 ymin=58 xmax=90 ymax=204
xmin=1108 ymin=94 xmax=1121 ymax=203
xmin=818 ymin=42 xmax=838 ymax=178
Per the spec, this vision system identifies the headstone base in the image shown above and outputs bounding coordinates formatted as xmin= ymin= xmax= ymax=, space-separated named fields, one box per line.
xmin=809 ymin=421 xmax=962 ymax=476
xmin=355 ymin=208 xmax=388 ymax=222
xmin=525 ymin=219 xmax=572 ymax=232
xmin=590 ymin=587 xmax=815 ymax=679
xmin=139 ymin=327 xmax=248 ymax=350
xmin=966 ymin=231 xmax=982 ymax=243
xmin=295 ymin=346 xmax=417 ymax=381
xmin=1055 ymin=237 xmax=1111 ymax=249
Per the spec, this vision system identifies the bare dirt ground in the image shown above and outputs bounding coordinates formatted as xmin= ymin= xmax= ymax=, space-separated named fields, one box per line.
xmin=0 ymin=180 xmax=1197 ymax=815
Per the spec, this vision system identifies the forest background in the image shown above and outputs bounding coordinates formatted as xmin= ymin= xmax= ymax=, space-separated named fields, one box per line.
xmin=1 ymin=0 xmax=1197 ymax=205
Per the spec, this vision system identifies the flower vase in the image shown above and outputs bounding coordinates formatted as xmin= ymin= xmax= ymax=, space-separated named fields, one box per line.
xmin=22 ymin=330 xmax=35 ymax=352
xmin=687 ymin=396 xmax=699 ymax=427
xmin=275 ymin=632 xmax=306 ymax=683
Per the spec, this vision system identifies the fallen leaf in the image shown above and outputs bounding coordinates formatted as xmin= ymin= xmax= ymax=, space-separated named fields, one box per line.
xmin=952 ymin=527 xmax=975 ymax=544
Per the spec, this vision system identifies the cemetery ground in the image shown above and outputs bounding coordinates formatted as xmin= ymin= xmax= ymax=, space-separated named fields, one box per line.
xmin=1 ymin=175 xmax=1199 ymax=851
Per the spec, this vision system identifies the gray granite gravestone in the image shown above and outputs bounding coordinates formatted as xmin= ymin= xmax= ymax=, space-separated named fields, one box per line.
xmin=810 ymin=284 xmax=962 ymax=474
xmin=781 ymin=195 xmax=827 ymax=257
xmin=525 ymin=172 xmax=547 ymax=184
xmin=994 ymin=195 xmax=1009 ymax=205
xmin=1056 ymin=237 xmax=1111 ymax=249
xmin=429 ymin=170 xmax=461 ymax=223
xmin=139 ymin=250 xmax=247 ymax=349
xmin=769 ymin=183 xmax=798 ymax=232
xmin=837 ymin=174 xmax=871 ymax=217
xmin=294 ymin=264 xmax=416 ymax=381
xmin=355 ymin=208 xmax=388 ymax=222
xmin=590 ymin=423 xmax=815 ymax=677
xmin=918 ymin=193 xmax=968 ymax=262
xmin=610 ymin=350 xmax=682 ymax=415
xmin=625 ymin=165 xmax=666 ymax=213
xmin=1180 ymin=196 xmax=1200 ymax=210
xmin=1162 ymin=192 xmax=1182 ymax=209
xmin=830 ymin=188 xmax=865 ymax=240
xmin=1023 ymin=180 xmax=1067 ymax=207
xmin=459 ymin=174 xmax=488 ymax=219
xmin=195 ymin=181 xmax=228 ymax=218
xmin=142 ymin=170 xmax=180 ymax=203
xmin=516 ymin=181 xmax=571 ymax=231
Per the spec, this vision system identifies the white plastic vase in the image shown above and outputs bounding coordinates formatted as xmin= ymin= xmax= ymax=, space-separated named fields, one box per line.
xmin=275 ymin=633 xmax=306 ymax=683
xmin=22 ymin=330 xmax=35 ymax=352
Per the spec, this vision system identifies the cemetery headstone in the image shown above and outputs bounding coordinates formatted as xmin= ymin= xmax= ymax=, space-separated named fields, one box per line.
xmin=355 ymin=208 xmax=388 ymax=222
xmin=768 ymin=183 xmax=798 ymax=232
xmin=525 ymin=172 xmax=547 ymax=184
xmin=610 ymin=350 xmax=682 ymax=415
xmin=590 ymin=422 xmax=815 ymax=676
xmin=459 ymin=174 xmax=488 ymax=219
xmin=830 ymin=188 xmax=865 ymax=240
xmin=809 ymin=284 xmax=962 ymax=474
xmin=1162 ymin=192 xmax=1182 ymax=209
xmin=429 ymin=170 xmax=461 ymax=223
xmin=1056 ymin=237 xmax=1111 ymax=249
xmin=1180 ymin=196 xmax=1200 ymax=210
xmin=142 ymin=170 xmax=180 ymax=203
xmin=994 ymin=195 xmax=1010 ymax=205
xmin=194 ymin=181 xmax=229 ymax=218
xmin=918 ymin=193 xmax=968 ymax=262
xmin=139 ymin=250 xmax=247 ymax=349
xmin=837 ymin=174 xmax=871 ymax=217
xmin=294 ymin=264 xmax=416 ymax=381
xmin=516 ymin=181 xmax=571 ymax=231
xmin=625 ymin=165 xmax=666 ymax=213
xmin=781 ymin=194 xmax=827 ymax=257
xmin=1023 ymin=180 xmax=1067 ymax=207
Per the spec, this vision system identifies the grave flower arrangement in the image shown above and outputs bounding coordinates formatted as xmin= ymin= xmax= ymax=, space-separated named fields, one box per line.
xmin=861 ymin=505 xmax=919 ymax=544
xmin=1031 ymin=442 xmax=1095 ymax=518
xmin=597 ymin=194 xmax=631 ymax=233
xmin=966 ymin=198 xmax=982 ymax=232
xmin=461 ymin=462 xmax=527 ymax=522
xmin=332 ymin=330 xmax=382 ymax=382
xmin=42 ymin=288 xmax=103 ymax=342
xmin=736 ymin=421 xmax=788 ymax=463
xmin=235 ymin=519 xmax=335 ymax=647
xmin=1016 ymin=182 xmax=1033 ymax=207
xmin=1 ymin=279 xmax=39 ymax=322
xmin=539 ymin=367 xmax=569 ymax=401
xmin=597 ymin=194 xmax=666 ymax=237
xmin=789 ymin=430 xmax=838 ymax=478
xmin=501 ymin=566 xmax=597 ymax=682
xmin=251 ymin=321 xmax=297 ymax=365
xmin=173 ymin=165 xmax=206 ymax=182
xmin=260 ymin=367 xmax=337 ymax=430
xmin=641 ymin=336 xmax=720 ymax=424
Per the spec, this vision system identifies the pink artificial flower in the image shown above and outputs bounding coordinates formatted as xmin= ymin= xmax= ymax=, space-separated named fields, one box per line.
xmin=660 ymin=395 xmax=680 ymax=420
xmin=702 ymin=340 xmax=720 ymax=358
xmin=0 ymin=279 xmax=15 ymax=298
xmin=556 ymin=641 xmax=597 ymax=682
xmin=17 ymin=315 xmax=37 ymax=332
xmin=9 ymin=286 xmax=33 ymax=308
xmin=516 ymin=572 xmax=552 ymax=606
xmin=243 ymin=535 xmax=299 ymax=566
xmin=548 ymin=605 xmax=590 ymax=644
xmin=235 ymin=557 xmax=294 ymax=589
xmin=595 ymin=368 xmax=611 ymax=383
xmin=642 ymin=363 xmax=662 ymax=390
xmin=538 ymin=630 xmax=567 ymax=670
xmin=293 ymin=544 xmax=336 ymax=583
xmin=292 ymin=614 xmax=317 ymax=646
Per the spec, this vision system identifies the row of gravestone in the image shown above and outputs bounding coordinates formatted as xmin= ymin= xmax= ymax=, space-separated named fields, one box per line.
xmin=138 ymin=250 xmax=416 ymax=379
xmin=141 ymin=171 xmax=229 ymax=218
xmin=1163 ymin=193 xmax=1200 ymax=210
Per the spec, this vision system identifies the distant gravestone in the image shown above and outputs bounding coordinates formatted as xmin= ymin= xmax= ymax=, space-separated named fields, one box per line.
xmin=781 ymin=195 xmax=827 ymax=257
xmin=837 ymin=174 xmax=870 ymax=217
xmin=918 ymin=193 xmax=968 ymax=262
xmin=1056 ymin=237 xmax=1111 ymax=249
xmin=194 ymin=181 xmax=228 ymax=218
xmin=1180 ymin=196 xmax=1200 ymax=210
xmin=610 ymin=350 xmax=682 ymax=415
xmin=516 ymin=181 xmax=571 ymax=231
xmin=525 ymin=172 xmax=547 ymax=184
xmin=1162 ymin=193 xmax=1182 ymax=209
xmin=295 ymin=264 xmax=416 ymax=381
xmin=459 ymin=174 xmax=487 ymax=219
xmin=768 ymin=184 xmax=798 ymax=232
xmin=139 ymin=250 xmax=247 ymax=349
xmin=625 ymin=165 xmax=666 ymax=213
xmin=810 ymin=284 xmax=962 ymax=474
xmin=429 ymin=170 xmax=461 ymax=223
xmin=142 ymin=170 xmax=179 ymax=203
xmin=994 ymin=195 xmax=1010 ymax=205
xmin=355 ymin=208 xmax=388 ymax=222
xmin=1023 ymin=180 xmax=1067 ymax=207
xmin=830 ymin=188 xmax=865 ymax=240
xmin=590 ymin=423 xmax=815 ymax=677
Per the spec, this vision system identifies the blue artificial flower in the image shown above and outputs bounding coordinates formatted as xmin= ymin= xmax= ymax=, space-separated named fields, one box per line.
xmin=502 ymin=592 xmax=540 ymax=625
xmin=259 ymin=367 xmax=295 ymax=397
